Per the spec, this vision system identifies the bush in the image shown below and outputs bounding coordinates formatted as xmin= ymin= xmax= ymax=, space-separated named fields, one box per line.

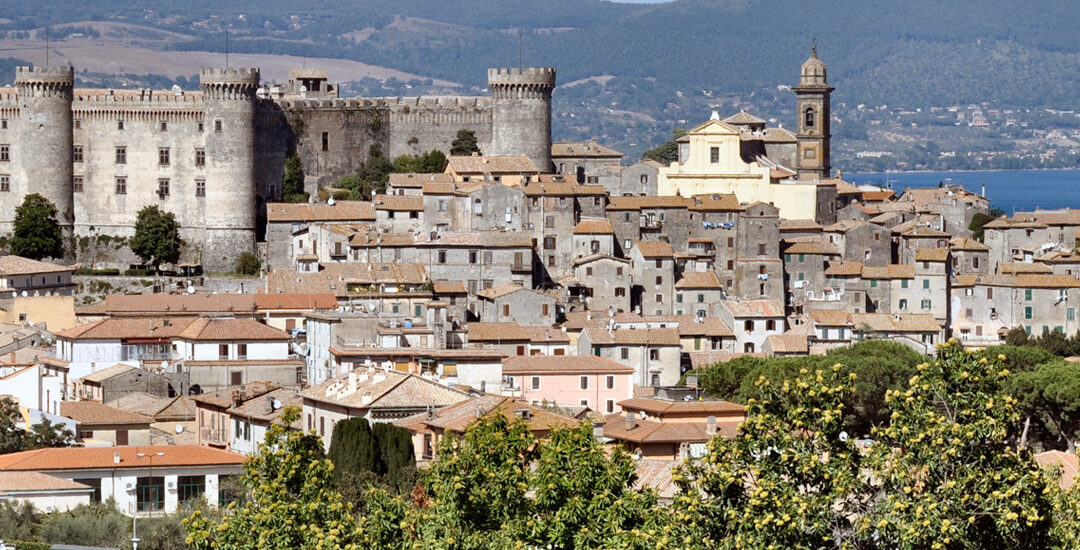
xmin=124 ymin=268 xmax=153 ymax=276
xmin=235 ymin=252 xmax=261 ymax=276
xmin=72 ymin=267 xmax=120 ymax=276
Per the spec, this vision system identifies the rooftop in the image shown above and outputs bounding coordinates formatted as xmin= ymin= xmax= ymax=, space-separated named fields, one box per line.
xmin=300 ymin=367 xmax=467 ymax=410
xmin=0 ymin=255 xmax=73 ymax=276
xmin=60 ymin=401 xmax=152 ymax=426
xmin=0 ymin=445 xmax=245 ymax=471
xmin=502 ymin=355 xmax=633 ymax=374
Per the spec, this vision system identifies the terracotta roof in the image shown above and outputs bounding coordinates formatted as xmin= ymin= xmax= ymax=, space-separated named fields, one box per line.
xmin=572 ymin=219 xmax=614 ymax=235
xmin=862 ymin=190 xmax=896 ymax=202
xmin=192 ymin=381 xmax=281 ymax=409
xmin=949 ymin=237 xmax=990 ymax=251
xmin=300 ymin=367 xmax=467 ymax=410
xmin=59 ymin=401 xmax=152 ymax=426
xmin=109 ymin=393 xmax=195 ymax=421
xmin=475 ymin=283 xmax=529 ymax=300
xmin=621 ymin=396 xmax=744 ymax=415
xmin=675 ymin=271 xmax=722 ymax=289
xmin=603 ymin=414 xmax=742 ymax=443
xmin=421 ymin=182 xmax=460 ymax=195
xmin=551 ymin=141 xmax=623 ymax=158
xmin=289 ymin=67 xmax=328 ymax=79
xmin=0 ymin=472 xmax=96 ymax=494
xmin=432 ymin=281 xmax=467 ymax=294
xmin=806 ymin=309 xmax=853 ymax=327
xmin=561 ymin=311 xmax=613 ymax=331
xmin=761 ymin=127 xmax=797 ymax=143
xmin=720 ymin=300 xmax=785 ymax=318
xmin=571 ymin=253 xmax=629 ymax=268
xmin=822 ymin=219 xmax=867 ymax=233
xmin=503 ymin=355 xmax=632 ymax=374
xmin=784 ymin=240 xmax=840 ymax=255
xmin=1014 ymin=274 xmax=1080 ymax=289
xmin=253 ymin=294 xmax=338 ymax=311
xmin=861 ymin=265 xmax=915 ymax=279
xmin=676 ymin=316 xmax=734 ymax=338
xmin=1036 ymin=250 xmax=1080 ymax=264
xmin=1036 ymin=450 xmax=1079 ymax=491
xmin=447 ymin=154 xmax=538 ymax=174
xmin=266 ymin=201 xmax=375 ymax=222
xmin=825 ymin=261 xmax=863 ymax=276
xmin=723 ymin=110 xmax=766 ymax=125
xmin=372 ymin=195 xmax=424 ymax=211
xmin=99 ymin=294 xmax=257 ymax=315
xmin=0 ymin=256 xmax=72 ymax=276
xmin=521 ymin=182 xmax=607 ymax=196
xmin=518 ymin=325 xmax=571 ymax=344
xmin=635 ymin=241 xmax=674 ymax=258
xmin=0 ymin=445 xmax=245 ymax=471
xmin=226 ymin=387 xmax=302 ymax=424
xmin=690 ymin=193 xmax=741 ymax=211
xmin=177 ymin=318 xmax=290 ymax=341
xmin=633 ymin=460 xmax=680 ymax=500
xmin=766 ymin=333 xmax=809 ymax=354
xmin=388 ymin=172 xmax=455 ymax=187
xmin=265 ymin=263 xmax=427 ymax=295
xmin=395 ymin=395 xmax=575 ymax=435
xmin=583 ymin=327 xmax=681 ymax=346
xmin=79 ymin=363 xmax=138 ymax=384
xmin=1000 ymin=263 xmax=1053 ymax=275
xmin=779 ymin=219 xmax=823 ymax=231
xmin=851 ymin=313 xmax=941 ymax=333
xmin=57 ymin=317 xmax=197 ymax=341
xmin=902 ymin=225 xmax=951 ymax=238
xmin=606 ymin=196 xmax=693 ymax=210
xmin=467 ymin=322 xmax=530 ymax=342
xmin=914 ymin=248 xmax=950 ymax=262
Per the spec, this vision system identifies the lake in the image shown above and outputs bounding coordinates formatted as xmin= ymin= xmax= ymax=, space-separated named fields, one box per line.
xmin=846 ymin=170 xmax=1080 ymax=215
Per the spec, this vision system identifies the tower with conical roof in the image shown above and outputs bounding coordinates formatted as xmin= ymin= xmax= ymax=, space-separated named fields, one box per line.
xmin=793 ymin=45 xmax=833 ymax=181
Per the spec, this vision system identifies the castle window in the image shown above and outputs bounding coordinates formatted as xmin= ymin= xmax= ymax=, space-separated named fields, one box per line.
xmin=115 ymin=177 xmax=127 ymax=195
xmin=73 ymin=146 xmax=83 ymax=163
xmin=159 ymin=148 xmax=170 ymax=166
xmin=0 ymin=145 xmax=8 ymax=162
xmin=640 ymin=174 xmax=648 ymax=184
xmin=195 ymin=148 xmax=206 ymax=167
xmin=196 ymin=179 xmax=206 ymax=197
xmin=74 ymin=119 xmax=81 ymax=129
xmin=197 ymin=121 xmax=204 ymax=132
xmin=160 ymin=121 xmax=168 ymax=131
xmin=0 ymin=175 xmax=8 ymax=192
xmin=321 ymin=132 xmax=329 ymax=152
xmin=804 ymin=108 xmax=816 ymax=128
xmin=214 ymin=120 xmax=222 ymax=132
xmin=73 ymin=176 xmax=83 ymax=193
xmin=158 ymin=179 xmax=170 ymax=198
xmin=117 ymin=120 xmax=125 ymax=131
xmin=710 ymin=147 xmax=719 ymax=164
xmin=1 ymin=119 xmax=6 ymax=129
xmin=115 ymin=146 xmax=126 ymax=164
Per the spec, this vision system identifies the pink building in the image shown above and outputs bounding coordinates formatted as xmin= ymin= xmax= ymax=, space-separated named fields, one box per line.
xmin=501 ymin=355 xmax=634 ymax=414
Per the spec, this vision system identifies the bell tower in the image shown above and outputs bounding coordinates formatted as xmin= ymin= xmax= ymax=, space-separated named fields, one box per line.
xmin=793 ymin=45 xmax=833 ymax=181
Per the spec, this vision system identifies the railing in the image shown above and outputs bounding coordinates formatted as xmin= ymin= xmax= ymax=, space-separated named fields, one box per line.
xmin=511 ymin=262 xmax=530 ymax=271
xmin=201 ymin=428 xmax=228 ymax=445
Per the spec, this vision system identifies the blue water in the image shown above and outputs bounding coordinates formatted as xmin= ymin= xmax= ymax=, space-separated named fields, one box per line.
xmin=846 ymin=170 xmax=1080 ymax=215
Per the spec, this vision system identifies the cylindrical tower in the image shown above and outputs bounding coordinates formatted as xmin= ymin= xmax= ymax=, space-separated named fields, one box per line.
xmin=15 ymin=66 xmax=74 ymax=254
xmin=487 ymin=67 xmax=555 ymax=173
xmin=200 ymin=67 xmax=259 ymax=271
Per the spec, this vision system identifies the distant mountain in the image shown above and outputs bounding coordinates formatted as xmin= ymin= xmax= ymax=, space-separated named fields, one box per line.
xmin=4 ymin=1 xmax=1080 ymax=162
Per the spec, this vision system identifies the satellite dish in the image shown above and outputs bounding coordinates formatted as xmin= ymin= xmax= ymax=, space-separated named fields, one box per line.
xmin=271 ymin=398 xmax=283 ymax=410
xmin=328 ymin=196 xmax=336 ymax=206
xmin=175 ymin=424 xmax=184 ymax=434
xmin=187 ymin=286 xmax=196 ymax=294
xmin=161 ymin=361 xmax=168 ymax=370
xmin=20 ymin=290 xmax=27 ymax=297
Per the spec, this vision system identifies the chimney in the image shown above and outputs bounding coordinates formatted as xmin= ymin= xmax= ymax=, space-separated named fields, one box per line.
xmin=706 ymin=415 xmax=717 ymax=436
xmin=686 ymin=375 xmax=699 ymax=389
xmin=113 ymin=451 xmax=121 ymax=464
xmin=426 ymin=404 xmax=436 ymax=420
xmin=348 ymin=371 xmax=358 ymax=393
xmin=361 ymin=391 xmax=372 ymax=405
xmin=625 ymin=411 xmax=636 ymax=431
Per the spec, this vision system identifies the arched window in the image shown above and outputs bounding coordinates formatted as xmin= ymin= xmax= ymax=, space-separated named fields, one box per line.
xmin=804 ymin=107 xmax=816 ymax=128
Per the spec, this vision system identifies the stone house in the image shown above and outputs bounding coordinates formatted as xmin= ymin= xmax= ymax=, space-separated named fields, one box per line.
xmin=911 ymin=248 xmax=951 ymax=322
xmin=763 ymin=333 xmax=810 ymax=356
xmin=602 ymin=393 xmax=745 ymax=460
xmin=329 ymin=346 xmax=505 ymax=391
xmin=523 ymin=180 xmax=607 ymax=285
xmin=572 ymin=219 xmax=616 ymax=259
xmin=501 ymin=354 xmax=634 ymax=414
xmin=949 ymin=237 xmax=990 ymax=274
xmin=783 ymin=239 xmax=841 ymax=312
xmin=734 ymin=202 xmax=783 ymax=301
xmin=466 ymin=322 xmax=532 ymax=358
xmin=445 ymin=154 xmax=539 ymax=187
xmin=61 ymin=400 xmax=152 ymax=446
xmin=76 ymin=363 xmax=172 ymax=402
xmin=897 ymin=225 xmax=952 ymax=265
xmin=372 ymin=194 xmax=425 ymax=233
xmin=632 ymin=241 xmax=676 ymax=316
xmin=474 ymin=284 xmax=556 ymax=326
xmin=577 ymin=327 xmax=682 ymax=387
xmin=982 ymin=218 xmax=1054 ymax=269
xmin=803 ymin=308 xmax=856 ymax=347
xmin=895 ymin=185 xmax=989 ymax=238
xmin=386 ymin=172 xmax=455 ymax=196
xmin=657 ymin=315 xmax=735 ymax=355
xmin=193 ymin=381 xmax=281 ymax=450
xmin=951 ymin=274 xmax=1080 ymax=346
xmin=264 ymin=202 xmax=375 ymax=269
xmin=604 ymin=196 xmax=693 ymax=258
xmin=551 ymin=140 xmax=624 ymax=186
xmin=1038 ymin=250 xmax=1080 ymax=277
xmin=618 ymin=160 xmax=661 ymax=197
xmin=569 ymin=254 xmax=632 ymax=314
xmin=673 ymin=272 xmax=725 ymax=318
xmin=850 ymin=313 xmax=943 ymax=352
xmin=862 ymin=264 xmax=915 ymax=314
xmin=717 ymin=299 xmax=786 ymax=354
xmin=822 ymin=220 xmax=892 ymax=267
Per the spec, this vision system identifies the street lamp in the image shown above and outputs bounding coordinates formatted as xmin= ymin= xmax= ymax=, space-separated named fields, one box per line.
xmin=133 ymin=450 xmax=164 ymax=550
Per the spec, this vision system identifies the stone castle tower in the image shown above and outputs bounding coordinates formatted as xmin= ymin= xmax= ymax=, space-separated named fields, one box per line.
xmin=200 ymin=68 xmax=260 ymax=266
xmin=14 ymin=66 xmax=75 ymax=254
xmin=793 ymin=46 xmax=833 ymax=181
xmin=487 ymin=67 xmax=555 ymax=172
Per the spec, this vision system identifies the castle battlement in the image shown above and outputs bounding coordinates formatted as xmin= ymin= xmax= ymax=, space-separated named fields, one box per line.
xmin=15 ymin=66 xmax=75 ymax=84
xmin=277 ymin=95 xmax=492 ymax=113
xmin=199 ymin=67 xmax=261 ymax=85
xmin=74 ymin=88 xmax=205 ymax=104
xmin=487 ymin=67 xmax=557 ymax=87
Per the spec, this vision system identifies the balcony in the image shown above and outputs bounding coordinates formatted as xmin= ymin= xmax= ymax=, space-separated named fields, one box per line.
xmin=201 ymin=428 xmax=228 ymax=446
xmin=511 ymin=262 xmax=531 ymax=272
xmin=640 ymin=218 xmax=661 ymax=229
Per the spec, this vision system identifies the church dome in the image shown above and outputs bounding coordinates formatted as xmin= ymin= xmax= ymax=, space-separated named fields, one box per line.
xmin=800 ymin=46 xmax=827 ymax=86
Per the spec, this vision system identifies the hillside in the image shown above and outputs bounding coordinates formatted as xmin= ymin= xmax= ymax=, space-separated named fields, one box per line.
xmin=3 ymin=0 xmax=1080 ymax=166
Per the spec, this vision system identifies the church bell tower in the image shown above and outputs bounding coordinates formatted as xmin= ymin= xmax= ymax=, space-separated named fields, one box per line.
xmin=793 ymin=45 xmax=833 ymax=181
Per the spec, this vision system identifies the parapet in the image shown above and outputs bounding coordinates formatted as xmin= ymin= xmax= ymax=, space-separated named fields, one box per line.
xmin=487 ymin=67 xmax=556 ymax=87
xmin=199 ymin=67 xmax=261 ymax=87
xmin=15 ymin=66 xmax=74 ymax=85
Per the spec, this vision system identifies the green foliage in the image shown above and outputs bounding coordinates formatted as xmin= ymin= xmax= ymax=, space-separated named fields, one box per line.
xmin=6 ymin=542 xmax=49 ymax=550
xmin=234 ymin=252 xmax=261 ymax=276
xmin=185 ymin=406 xmax=361 ymax=550
xmin=11 ymin=193 xmax=63 ymax=260
xmin=449 ymin=129 xmax=481 ymax=156
xmin=1009 ymin=359 xmax=1080 ymax=452
xmin=0 ymin=500 xmax=38 ymax=540
xmin=0 ymin=396 xmax=75 ymax=454
xmin=968 ymin=209 xmax=1000 ymax=241
xmin=1007 ymin=326 xmax=1032 ymax=346
xmin=282 ymin=151 xmax=308 ymax=203
xmin=328 ymin=417 xmax=380 ymax=481
xmin=338 ymin=145 xmax=394 ymax=199
xmin=641 ymin=128 xmax=687 ymax=164
xmin=985 ymin=344 xmax=1057 ymax=373
xmin=392 ymin=149 xmax=447 ymax=173
xmin=38 ymin=500 xmax=129 ymax=548
xmin=130 ymin=205 xmax=182 ymax=272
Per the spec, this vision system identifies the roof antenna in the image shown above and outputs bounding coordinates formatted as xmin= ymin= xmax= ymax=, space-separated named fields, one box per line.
xmin=811 ymin=36 xmax=818 ymax=57
xmin=225 ymin=27 xmax=230 ymax=69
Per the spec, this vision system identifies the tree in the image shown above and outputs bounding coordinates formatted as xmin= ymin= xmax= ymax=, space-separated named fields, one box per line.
xmin=1009 ymin=359 xmax=1080 ymax=452
xmin=338 ymin=145 xmax=395 ymax=200
xmin=130 ymin=206 xmax=182 ymax=273
xmin=0 ymin=396 xmax=75 ymax=454
xmin=1006 ymin=326 xmax=1031 ymax=346
xmin=328 ymin=417 xmax=380 ymax=482
xmin=281 ymin=151 xmax=308 ymax=203
xmin=39 ymin=500 xmax=130 ymax=548
xmin=641 ymin=128 xmax=687 ymax=164
xmin=450 ymin=129 xmax=482 ymax=156
xmin=185 ymin=406 xmax=361 ymax=550
xmin=11 ymin=193 xmax=63 ymax=260
xmin=393 ymin=150 xmax=447 ymax=173
xmin=234 ymin=252 xmax=260 ymax=276
xmin=0 ymin=499 xmax=38 ymax=541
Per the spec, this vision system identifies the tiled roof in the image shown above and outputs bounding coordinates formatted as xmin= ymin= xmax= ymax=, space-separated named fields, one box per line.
xmin=59 ymin=401 xmax=152 ymax=426
xmin=822 ymin=219 xmax=866 ymax=233
xmin=79 ymin=363 xmax=138 ymax=384
xmin=265 ymin=263 xmax=427 ymax=295
xmin=620 ymin=397 xmax=745 ymax=415
xmin=784 ymin=240 xmax=840 ymax=255
xmin=583 ymin=327 xmax=681 ymax=346
xmin=467 ymin=322 xmax=530 ymax=342
xmin=1036 ymin=450 xmax=1079 ymax=491
xmin=675 ymin=271 xmax=722 ymax=289
xmin=851 ymin=313 xmax=941 ymax=333
xmin=949 ymin=237 xmax=990 ymax=251
xmin=806 ymin=309 xmax=853 ymax=327
xmin=999 ymin=262 xmax=1052 ymax=275
xmin=572 ymin=219 xmax=614 ymax=234
xmin=253 ymin=294 xmax=338 ymax=310
xmin=914 ymin=248 xmax=950 ymax=262
xmin=0 ymin=472 xmax=96 ymax=494
xmin=395 ymin=395 xmax=574 ymax=435
xmin=177 ymin=318 xmax=291 ymax=341
xmin=561 ymin=311 xmax=613 ymax=331
xmin=761 ymin=127 xmax=797 ymax=143
xmin=518 ymin=325 xmax=571 ymax=344
xmin=767 ymin=333 xmax=809 ymax=354
xmin=606 ymin=196 xmax=693 ymax=210
xmin=521 ymin=182 xmax=606 ymax=196
xmin=1036 ymin=250 xmax=1080 ymax=264
xmin=551 ymin=140 xmax=623 ymax=158
xmin=432 ymin=281 xmax=467 ymax=294
xmin=56 ymin=317 xmax=197 ymax=341
xmin=372 ymin=195 xmax=424 ymax=211
xmin=0 ymin=256 xmax=72 ymax=276
xmin=100 ymin=294 xmax=257 ymax=315
xmin=779 ymin=219 xmax=823 ymax=231
xmin=663 ymin=316 xmax=734 ymax=338
xmin=861 ymin=265 xmax=915 ymax=279
xmin=723 ymin=110 xmax=766 ymax=125
xmin=300 ymin=367 xmax=467 ymax=410
xmin=0 ymin=445 xmax=245 ymax=471
xmin=825 ymin=261 xmax=863 ymax=276
xmin=192 ymin=381 xmax=281 ymax=409
xmin=502 ymin=355 xmax=633 ymax=374
xmin=388 ymin=172 xmax=455 ymax=187
xmin=226 ymin=387 xmax=303 ymax=424
xmin=901 ymin=225 xmax=951 ymax=238
xmin=289 ymin=67 xmax=328 ymax=79
xmin=690 ymin=193 xmax=741 ymax=211
xmin=720 ymin=300 xmax=785 ymax=318
xmin=635 ymin=241 xmax=674 ymax=258
xmin=475 ymin=283 xmax=528 ymax=300
xmin=447 ymin=154 xmax=538 ymax=174
xmin=571 ymin=253 xmax=629 ymax=268
xmin=603 ymin=414 xmax=741 ymax=443
xmin=266 ymin=201 xmax=375 ymax=222
xmin=632 ymin=460 xmax=680 ymax=500
xmin=1014 ymin=274 xmax=1080 ymax=289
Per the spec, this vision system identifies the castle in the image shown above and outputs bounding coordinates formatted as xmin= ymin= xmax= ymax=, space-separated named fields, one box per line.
xmin=0 ymin=65 xmax=556 ymax=270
